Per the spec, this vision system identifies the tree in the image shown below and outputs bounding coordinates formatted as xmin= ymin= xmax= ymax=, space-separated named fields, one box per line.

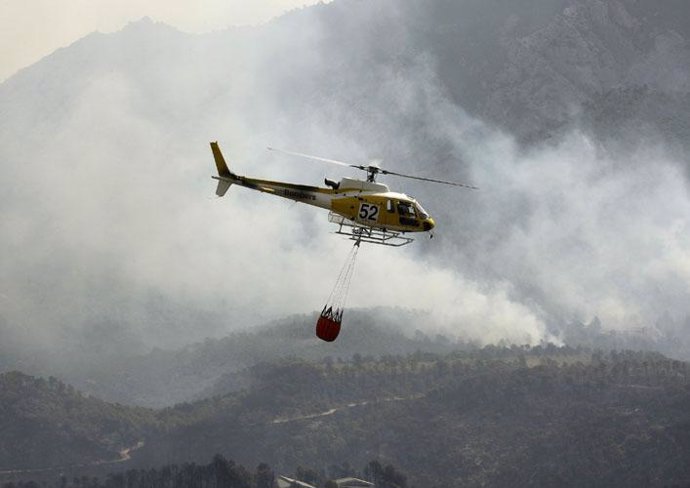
xmin=255 ymin=462 xmax=275 ymax=488
xmin=364 ymin=460 xmax=407 ymax=488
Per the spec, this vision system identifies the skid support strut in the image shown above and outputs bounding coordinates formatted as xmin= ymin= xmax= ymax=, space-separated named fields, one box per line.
xmin=328 ymin=212 xmax=414 ymax=247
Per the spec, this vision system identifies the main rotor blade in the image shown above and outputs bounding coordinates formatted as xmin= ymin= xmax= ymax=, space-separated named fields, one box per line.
xmin=382 ymin=170 xmax=479 ymax=190
xmin=267 ymin=147 xmax=365 ymax=170
xmin=268 ymin=146 xmax=477 ymax=189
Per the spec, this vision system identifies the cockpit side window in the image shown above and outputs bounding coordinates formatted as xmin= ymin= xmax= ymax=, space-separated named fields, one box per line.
xmin=397 ymin=202 xmax=416 ymax=217
xmin=397 ymin=201 xmax=419 ymax=227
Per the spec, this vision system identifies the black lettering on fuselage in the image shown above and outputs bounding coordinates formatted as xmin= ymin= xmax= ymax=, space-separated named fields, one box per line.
xmin=283 ymin=189 xmax=316 ymax=201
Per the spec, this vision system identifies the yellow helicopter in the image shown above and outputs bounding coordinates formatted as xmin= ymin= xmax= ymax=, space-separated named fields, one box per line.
xmin=210 ymin=142 xmax=477 ymax=246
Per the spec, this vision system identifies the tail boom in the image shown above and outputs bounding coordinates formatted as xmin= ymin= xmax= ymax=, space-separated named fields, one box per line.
xmin=209 ymin=141 xmax=332 ymax=208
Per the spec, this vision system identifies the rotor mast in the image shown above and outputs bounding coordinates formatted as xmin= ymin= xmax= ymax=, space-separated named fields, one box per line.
xmin=366 ymin=166 xmax=379 ymax=182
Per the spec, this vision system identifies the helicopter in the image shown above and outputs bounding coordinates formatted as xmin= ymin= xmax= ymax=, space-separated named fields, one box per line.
xmin=210 ymin=141 xmax=477 ymax=246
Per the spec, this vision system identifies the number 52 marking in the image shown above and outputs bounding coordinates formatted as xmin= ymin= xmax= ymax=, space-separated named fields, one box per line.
xmin=358 ymin=203 xmax=379 ymax=222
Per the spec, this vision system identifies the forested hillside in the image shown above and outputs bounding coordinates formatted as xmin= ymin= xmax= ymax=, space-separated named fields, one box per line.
xmin=4 ymin=347 xmax=689 ymax=487
xmin=0 ymin=372 xmax=155 ymax=470
xmin=38 ymin=311 xmax=459 ymax=407
xmin=7 ymin=311 xmax=679 ymax=409
xmin=140 ymin=348 xmax=690 ymax=487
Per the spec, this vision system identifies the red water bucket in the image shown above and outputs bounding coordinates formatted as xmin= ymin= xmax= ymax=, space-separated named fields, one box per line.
xmin=316 ymin=315 xmax=341 ymax=342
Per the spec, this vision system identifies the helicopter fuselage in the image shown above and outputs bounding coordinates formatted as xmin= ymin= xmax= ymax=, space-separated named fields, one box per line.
xmin=213 ymin=172 xmax=436 ymax=233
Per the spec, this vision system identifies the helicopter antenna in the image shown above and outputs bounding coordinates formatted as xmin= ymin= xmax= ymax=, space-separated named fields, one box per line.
xmin=268 ymin=147 xmax=478 ymax=189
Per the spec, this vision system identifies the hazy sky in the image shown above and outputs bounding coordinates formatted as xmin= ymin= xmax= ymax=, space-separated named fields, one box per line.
xmin=0 ymin=0 xmax=327 ymax=82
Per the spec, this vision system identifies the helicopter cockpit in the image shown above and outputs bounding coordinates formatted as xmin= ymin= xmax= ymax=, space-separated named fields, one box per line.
xmin=390 ymin=199 xmax=428 ymax=227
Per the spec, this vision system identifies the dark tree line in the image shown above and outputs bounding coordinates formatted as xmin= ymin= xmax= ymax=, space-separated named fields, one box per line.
xmin=1 ymin=456 xmax=408 ymax=488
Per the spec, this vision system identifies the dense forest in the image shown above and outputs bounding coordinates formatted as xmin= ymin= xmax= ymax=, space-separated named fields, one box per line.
xmin=3 ymin=347 xmax=690 ymax=487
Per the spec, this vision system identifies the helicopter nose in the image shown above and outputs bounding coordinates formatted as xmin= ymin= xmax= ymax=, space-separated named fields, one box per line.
xmin=423 ymin=218 xmax=435 ymax=231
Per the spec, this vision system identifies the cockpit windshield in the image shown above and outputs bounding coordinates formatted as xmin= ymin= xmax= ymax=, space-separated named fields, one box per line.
xmin=414 ymin=202 xmax=429 ymax=220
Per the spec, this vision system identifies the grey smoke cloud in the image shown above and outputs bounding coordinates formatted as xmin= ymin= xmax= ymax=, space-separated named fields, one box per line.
xmin=2 ymin=3 xmax=690 ymax=360
xmin=457 ymin=129 xmax=690 ymax=331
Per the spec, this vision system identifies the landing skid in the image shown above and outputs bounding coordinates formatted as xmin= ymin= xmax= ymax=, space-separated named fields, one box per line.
xmin=328 ymin=212 xmax=414 ymax=247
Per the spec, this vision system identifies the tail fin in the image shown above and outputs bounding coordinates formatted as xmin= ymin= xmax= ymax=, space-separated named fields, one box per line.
xmin=210 ymin=141 xmax=234 ymax=197
xmin=214 ymin=179 xmax=232 ymax=197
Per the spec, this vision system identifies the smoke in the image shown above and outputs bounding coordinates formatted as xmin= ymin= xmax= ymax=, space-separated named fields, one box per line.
xmin=455 ymin=129 xmax=690 ymax=332
xmin=1 ymin=2 xmax=690 ymax=361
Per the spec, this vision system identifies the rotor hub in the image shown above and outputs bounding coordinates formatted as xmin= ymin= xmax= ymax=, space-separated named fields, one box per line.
xmin=366 ymin=167 xmax=380 ymax=182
